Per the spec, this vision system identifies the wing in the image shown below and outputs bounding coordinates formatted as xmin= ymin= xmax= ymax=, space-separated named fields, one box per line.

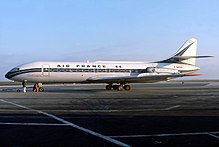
xmin=87 ymin=73 xmax=198 ymax=83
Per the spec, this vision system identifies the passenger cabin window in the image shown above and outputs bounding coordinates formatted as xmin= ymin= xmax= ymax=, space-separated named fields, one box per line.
xmin=131 ymin=69 xmax=138 ymax=73
xmin=139 ymin=69 xmax=146 ymax=73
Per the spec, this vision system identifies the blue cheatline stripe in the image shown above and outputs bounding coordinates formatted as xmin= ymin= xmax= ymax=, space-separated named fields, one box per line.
xmin=6 ymin=67 xmax=148 ymax=79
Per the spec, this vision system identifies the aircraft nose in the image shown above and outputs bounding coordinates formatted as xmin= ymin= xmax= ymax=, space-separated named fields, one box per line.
xmin=5 ymin=67 xmax=20 ymax=80
xmin=5 ymin=72 xmax=11 ymax=79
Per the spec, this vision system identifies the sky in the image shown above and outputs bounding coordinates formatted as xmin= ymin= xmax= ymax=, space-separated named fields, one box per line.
xmin=0 ymin=0 xmax=219 ymax=81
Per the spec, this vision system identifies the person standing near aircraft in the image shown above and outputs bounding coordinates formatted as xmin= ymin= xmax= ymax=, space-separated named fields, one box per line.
xmin=22 ymin=80 xmax=27 ymax=93
xmin=33 ymin=83 xmax=39 ymax=92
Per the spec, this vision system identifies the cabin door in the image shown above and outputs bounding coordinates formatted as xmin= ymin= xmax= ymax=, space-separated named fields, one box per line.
xmin=42 ymin=64 xmax=50 ymax=76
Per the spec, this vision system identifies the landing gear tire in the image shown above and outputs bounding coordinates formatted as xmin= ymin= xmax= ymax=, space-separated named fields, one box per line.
xmin=113 ymin=85 xmax=119 ymax=90
xmin=106 ymin=85 xmax=112 ymax=90
xmin=124 ymin=85 xmax=131 ymax=91
xmin=39 ymin=87 xmax=44 ymax=92
xmin=109 ymin=84 xmax=131 ymax=91
xmin=117 ymin=85 xmax=124 ymax=91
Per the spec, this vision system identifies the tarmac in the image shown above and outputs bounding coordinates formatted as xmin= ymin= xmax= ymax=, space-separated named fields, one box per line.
xmin=0 ymin=81 xmax=219 ymax=146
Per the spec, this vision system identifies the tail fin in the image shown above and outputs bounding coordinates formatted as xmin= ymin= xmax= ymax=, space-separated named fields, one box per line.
xmin=158 ymin=38 xmax=211 ymax=65
xmin=173 ymin=38 xmax=197 ymax=65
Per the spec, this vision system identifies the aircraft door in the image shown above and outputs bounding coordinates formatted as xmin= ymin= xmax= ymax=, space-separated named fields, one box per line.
xmin=42 ymin=64 xmax=50 ymax=76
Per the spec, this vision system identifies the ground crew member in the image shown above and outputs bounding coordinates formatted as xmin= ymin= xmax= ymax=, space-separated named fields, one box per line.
xmin=22 ymin=80 xmax=27 ymax=93
xmin=33 ymin=84 xmax=39 ymax=92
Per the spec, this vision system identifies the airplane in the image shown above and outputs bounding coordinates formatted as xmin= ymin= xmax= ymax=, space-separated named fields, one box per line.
xmin=5 ymin=38 xmax=211 ymax=92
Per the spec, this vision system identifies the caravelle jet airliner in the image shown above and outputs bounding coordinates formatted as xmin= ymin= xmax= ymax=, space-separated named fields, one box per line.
xmin=5 ymin=38 xmax=211 ymax=92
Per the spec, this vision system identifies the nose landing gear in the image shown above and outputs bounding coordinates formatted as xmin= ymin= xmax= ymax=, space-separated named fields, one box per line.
xmin=33 ymin=83 xmax=44 ymax=92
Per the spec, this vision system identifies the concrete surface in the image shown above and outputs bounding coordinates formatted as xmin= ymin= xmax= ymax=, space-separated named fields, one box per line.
xmin=0 ymin=81 xmax=219 ymax=146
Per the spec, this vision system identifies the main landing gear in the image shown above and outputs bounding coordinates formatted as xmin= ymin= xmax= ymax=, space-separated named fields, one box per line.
xmin=106 ymin=84 xmax=131 ymax=91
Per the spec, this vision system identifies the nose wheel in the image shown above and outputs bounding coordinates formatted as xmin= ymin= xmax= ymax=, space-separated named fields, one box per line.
xmin=38 ymin=87 xmax=44 ymax=92
xmin=33 ymin=83 xmax=44 ymax=92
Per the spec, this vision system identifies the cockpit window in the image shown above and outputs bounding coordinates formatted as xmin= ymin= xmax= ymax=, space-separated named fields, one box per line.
xmin=10 ymin=68 xmax=20 ymax=72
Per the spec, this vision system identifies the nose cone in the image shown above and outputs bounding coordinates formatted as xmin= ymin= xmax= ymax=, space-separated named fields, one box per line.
xmin=5 ymin=72 xmax=12 ymax=80
xmin=5 ymin=67 xmax=20 ymax=80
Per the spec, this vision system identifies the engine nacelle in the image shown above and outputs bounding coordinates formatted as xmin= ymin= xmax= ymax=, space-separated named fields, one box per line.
xmin=146 ymin=67 xmax=179 ymax=74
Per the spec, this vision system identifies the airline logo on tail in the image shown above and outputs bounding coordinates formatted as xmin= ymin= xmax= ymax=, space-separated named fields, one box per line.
xmin=159 ymin=38 xmax=211 ymax=65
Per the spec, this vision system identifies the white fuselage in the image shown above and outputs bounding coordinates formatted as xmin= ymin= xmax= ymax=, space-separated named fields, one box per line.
xmin=5 ymin=61 xmax=199 ymax=84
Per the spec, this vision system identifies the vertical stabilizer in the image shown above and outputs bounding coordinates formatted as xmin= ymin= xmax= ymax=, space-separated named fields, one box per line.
xmin=174 ymin=38 xmax=197 ymax=65
xmin=158 ymin=38 xmax=198 ymax=65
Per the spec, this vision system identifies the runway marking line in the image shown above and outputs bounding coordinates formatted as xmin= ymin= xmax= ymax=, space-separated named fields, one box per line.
xmin=164 ymin=105 xmax=181 ymax=110
xmin=109 ymin=131 xmax=219 ymax=139
xmin=0 ymin=122 xmax=68 ymax=126
xmin=207 ymin=133 xmax=219 ymax=139
xmin=0 ymin=99 xmax=130 ymax=147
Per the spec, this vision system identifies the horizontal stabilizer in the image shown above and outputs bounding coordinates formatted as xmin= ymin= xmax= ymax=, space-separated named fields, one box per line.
xmin=173 ymin=56 xmax=213 ymax=60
